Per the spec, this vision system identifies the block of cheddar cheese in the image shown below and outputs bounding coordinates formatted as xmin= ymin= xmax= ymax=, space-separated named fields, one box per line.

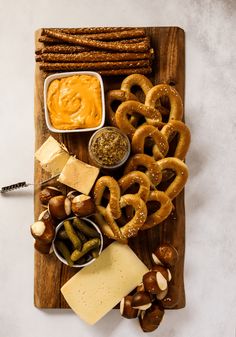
xmin=58 ymin=156 xmax=99 ymax=195
xmin=61 ymin=242 xmax=148 ymax=325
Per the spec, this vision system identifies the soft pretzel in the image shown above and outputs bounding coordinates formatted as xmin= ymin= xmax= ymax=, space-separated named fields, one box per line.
xmin=94 ymin=207 xmax=126 ymax=242
xmin=145 ymin=84 xmax=183 ymax=122
xmin=132 ymin=124 xmax=169 ymax=160
xmin=106 ymin=90 xmax=139 ymax=127
xmin=141 ymin=191 xmax=173 ymax=230
xmin=93 ymin=176 xmax=121 ymax=219
xmin=124 ymin=153 xmax=162 ymax=186
xmin=93 ymin=176 xmax=148 ymax=241
xmin=95 ymin=195 xmax=147 ymax=241
xmin=161 ymin=120 xmax=191 ymax=160
xmin=116 ymin=100 xmax=162 ymax=138
xmin=120 ymin=74 xmax=153 ymax=102
xmin=118 ymin=170 xmax=151 ymax=202
xmin=119 ymin=194 xmax=147 ymax=238
xmin=157 ymin=157 xmax=189 ymax=200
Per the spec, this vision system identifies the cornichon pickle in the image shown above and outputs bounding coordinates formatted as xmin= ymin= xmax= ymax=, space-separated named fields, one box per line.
xmin=57 ymin=229 xmax=69 ymax=240
xmin=76 ymin=230 xmax=87 ymax=243
xmin=73 ymin=218 xmax=100 ymax=238
xmin=91 ymin=247 xmax=100 ymax=258
xmin=55 ymin=240 xmax=73 ymax=267
xmin=71 ymin=238 xmax=100 ymax=262
xmin=64 ymin=220 xmax=82 ymax=251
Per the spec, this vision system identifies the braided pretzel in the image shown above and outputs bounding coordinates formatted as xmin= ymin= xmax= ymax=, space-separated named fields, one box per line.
xmin=141 ymin=191 xmax=173 ymax=230
xmin=132 ymin=124 xmax=169 ymax=160
xmin=106 ymin=90 xmax=139 ymax=128
xmin=120 ymin=74 xmax=153 ymax=102
xmin=157 ymin=157 xmax=189 ymax=200
xmin=93 ymin=176 xmax=147 ymax=241
xmin=145 ymin=84 xmax=183 ymax=122
xmin=118 ymin=170 xmax=151 ymax=202
xmin=161 ymin=120 xmax=191 ymax=160
xmin=116 ymin=100 xmax=162 ymax=138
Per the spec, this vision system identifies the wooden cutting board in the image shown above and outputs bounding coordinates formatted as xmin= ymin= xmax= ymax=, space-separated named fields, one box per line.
xmin=34 ymin=27 xmax=185 ymax=309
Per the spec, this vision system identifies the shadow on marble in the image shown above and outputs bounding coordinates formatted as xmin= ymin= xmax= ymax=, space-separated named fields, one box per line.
xmin=0 ymin=189 xmax=33 ymax=198
xmin=38 ymin=308 xmax=122 ymax=336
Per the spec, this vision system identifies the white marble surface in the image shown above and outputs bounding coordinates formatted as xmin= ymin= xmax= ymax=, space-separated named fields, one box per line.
xmin=0 ymin=0 xmax=236 ymax=336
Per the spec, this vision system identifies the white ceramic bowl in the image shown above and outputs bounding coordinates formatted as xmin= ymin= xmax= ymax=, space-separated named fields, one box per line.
xmin=43 ymin=71 xmax=105 ymax=133
xmin=52 ymin=216 xmax=103 ymax=268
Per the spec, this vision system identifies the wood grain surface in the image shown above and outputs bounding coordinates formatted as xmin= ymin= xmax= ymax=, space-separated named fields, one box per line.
xmin=34 ymin=27 xmax=185 ymax=309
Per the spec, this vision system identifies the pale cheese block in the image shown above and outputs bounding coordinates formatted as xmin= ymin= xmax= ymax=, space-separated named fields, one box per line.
xmin=58 ymin=156 xmax=99 ymax=195
xmin=61 ymin=242 xmax=148 ymax=325
xmin=35 ymin=136 xmax=70 ymax=175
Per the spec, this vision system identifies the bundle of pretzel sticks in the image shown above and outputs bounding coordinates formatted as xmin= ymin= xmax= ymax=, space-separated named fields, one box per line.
xmin=35 ymin=27 xmax=154 ymax=75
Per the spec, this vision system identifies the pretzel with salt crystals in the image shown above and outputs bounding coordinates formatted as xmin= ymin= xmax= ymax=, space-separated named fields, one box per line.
xmin=106 ymin=90 xmax=139 ymax=128
xmin=93 ymin=176 xmax=147 ymax=241
xmin=132 ymin=124 xmax=169 ymax=160
xmin=161 ymin=120 xmax=191 ymax=160
xmin=115 ymin=101 xmax=162 ymax=139
xmin=145 ymin=84 xmax=183 ymax=123
xmin=93 ymin=176 xmax=121 ymax=220
xmin=118 ymin=170 xmax=151 ymax=202
xmin=141 ymin=190 xmax=173 ymax=230
xmin=120 ymin=74 xmax=153 ymax=102
xmin=157 ymin=157 xmax=189 ymax=200
xmin=124 ymin=153 xmax=162 ymax=186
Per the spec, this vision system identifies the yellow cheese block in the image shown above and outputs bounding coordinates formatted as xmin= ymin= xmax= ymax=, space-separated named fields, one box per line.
xmin=35 ymin=136 xmax=70 ymax=175
xmin=58 ymin=156 xmax=99 ymax=195
xmin=61 ymin=242 xmax=148 ymax=325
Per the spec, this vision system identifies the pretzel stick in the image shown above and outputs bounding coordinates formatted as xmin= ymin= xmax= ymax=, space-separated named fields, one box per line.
xmin=39 ymin=34 xmax=150 ymax=47
xmin=99 ymin=67 xmax=152 ymax=76
xmin=42 ymin=27 xmax=136 ymax=35
xmin=35 ymin=45 xmax=91 ymax=55
xmin=41 ymin=66 xmax=152 ymax=76
xmin=36 ymin=51 xmax=153 ymax=63
xmin=39 ymin=59 xmax=150 ymax=71
xmin=39 ymin=36 xmax=66 ymax=44
xmin=46 ymin=28 xmax=146 ymax=41
xmin=43 ymin=29 xmax=150 ymax=52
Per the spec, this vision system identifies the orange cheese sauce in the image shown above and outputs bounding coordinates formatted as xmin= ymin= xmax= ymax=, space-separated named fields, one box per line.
xmin=47 ymin=75 xmax=102 ymax=130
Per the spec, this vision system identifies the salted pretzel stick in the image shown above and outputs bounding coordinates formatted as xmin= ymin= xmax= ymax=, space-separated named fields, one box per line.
xmin=39 ymin=36 xmax=63 ymax=44
xmin=98 ymin=67 xmax=152 ymax=76
xmin=38 ymin=35 xmax=149 ymax=45
xmin=43 ymin=29 xmax=150 ymax=52
xmin=40 ymin=66 xmax=152 ymax=76
xmin=35 ymin=45 xmax=91 ymax=55
xmin=42 ymin=27 xmax=136 ymax=35
xmin=36 ymin=51 xmax=152 ymax=63
xmin=39 ymin=60 xmax=150 ymax=71
xmin=49 ymin=28 xmax=146 ymax=41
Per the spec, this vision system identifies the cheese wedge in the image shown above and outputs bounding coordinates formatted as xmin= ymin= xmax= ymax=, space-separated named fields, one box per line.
xmin=61 ymin=242 xmax=148 ymax=325
xmin=58 ymin=156 xmax=99 ymax=195
xmin=35 ymin=136 xmax=70 ymax=175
